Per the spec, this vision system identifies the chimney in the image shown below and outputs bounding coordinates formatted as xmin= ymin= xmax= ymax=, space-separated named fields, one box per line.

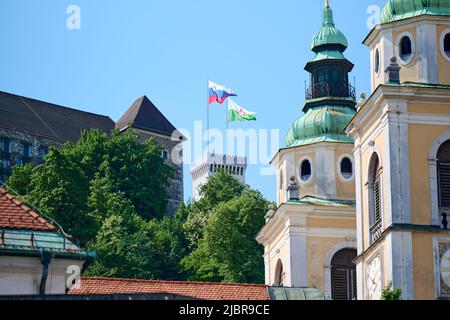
xmin=385 ymin=56 xmax=401 ymax=84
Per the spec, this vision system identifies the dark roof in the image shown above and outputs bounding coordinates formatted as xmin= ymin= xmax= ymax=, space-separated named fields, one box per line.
xmin=116 ymin=96 xmax=177 ymax=137
xmin=0 ymin=91 xmax=115 ymax=142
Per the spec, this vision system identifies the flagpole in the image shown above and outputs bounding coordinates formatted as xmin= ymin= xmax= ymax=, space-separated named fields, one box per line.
xmin=226 ymin=99 xmax=229 ymax=154
xmin=207 ymin=80 xmax=210 ymax=155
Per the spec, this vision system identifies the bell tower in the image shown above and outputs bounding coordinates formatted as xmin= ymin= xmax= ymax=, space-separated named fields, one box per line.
xmin=258 ymin=1 xmax=357 ymax=300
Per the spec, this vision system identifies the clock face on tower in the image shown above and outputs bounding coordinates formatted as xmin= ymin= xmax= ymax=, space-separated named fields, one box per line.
xmin=367 ymin=256 xmax=382 ymax=300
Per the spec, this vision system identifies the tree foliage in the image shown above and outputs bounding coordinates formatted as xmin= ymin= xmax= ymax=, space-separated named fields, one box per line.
xmin=7 ymin=129 xmax=172 ymax=245
xmin=5 ymin=129 xmax=186 ymax=280
xmin=6 ymin=139 xmax=269 ymax=283
xmin=181 ymin=171 xmax=268 ymax=283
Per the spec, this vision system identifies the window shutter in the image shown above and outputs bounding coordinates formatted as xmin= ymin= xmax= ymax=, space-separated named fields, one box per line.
xmin=331 ymin=249 xmax=357 ymax=300
xmin=438 ymin=163 xmax=450 ymax=207
xmin=332 ymin=269 xmax=349 ymax=300
xmin=374 ymin=179 xmax=381 ymax=222
xmin=438 ymin=141 xmax=450 ymax=208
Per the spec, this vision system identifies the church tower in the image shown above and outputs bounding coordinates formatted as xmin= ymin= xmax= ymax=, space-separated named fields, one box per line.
xmin=257 ymin=1 xmax=357 ymax=300
xmin=347 ymin=0 xmax=450 ymax=300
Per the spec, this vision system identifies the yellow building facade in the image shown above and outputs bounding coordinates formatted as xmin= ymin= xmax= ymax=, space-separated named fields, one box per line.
xmin=346 ymin=0 xmax=450 ymax=300
xmin=257 ymin=2 xmax=358 ymax=300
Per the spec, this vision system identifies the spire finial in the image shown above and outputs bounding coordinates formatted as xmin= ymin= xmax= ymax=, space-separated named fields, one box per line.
xmin=325 ymin=0 xmax=329 ymax=8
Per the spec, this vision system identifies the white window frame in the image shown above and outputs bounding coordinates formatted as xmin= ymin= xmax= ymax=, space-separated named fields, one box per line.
xmin=297 ymin=156 xmax=314 ymax=185
xmin=439 ymin=28 xmax=450 ymax=62
xmin=396 ymin=32 xmax=416 ymax=66
xmin=337 ymin=154 xmax=354 ymax=181
xmin=374 ymin=47 xmax=381 ymax=76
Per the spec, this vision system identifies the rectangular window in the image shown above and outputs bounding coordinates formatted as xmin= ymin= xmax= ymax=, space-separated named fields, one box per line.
xmin=1 ymin=138 xmax=10 ymax=153
xmin=22 ymin=144 xmax=31 ymax=157
xmin=39 ymin=146 xmax=49 ymax=158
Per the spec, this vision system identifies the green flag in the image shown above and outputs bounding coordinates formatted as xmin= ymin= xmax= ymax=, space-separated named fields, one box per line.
xmin=228 ymin=99 xmax=257 ymax=122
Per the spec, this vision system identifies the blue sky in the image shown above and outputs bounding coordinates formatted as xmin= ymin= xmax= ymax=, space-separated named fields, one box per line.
xmin=0 ymin=0 xmax=387 ymax=202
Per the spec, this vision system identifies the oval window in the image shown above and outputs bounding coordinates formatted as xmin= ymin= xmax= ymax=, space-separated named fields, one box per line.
xmin=340 ymin=157 xmax=353 ymax=179
xmin=300 ymin=160 xmax=312 ymax=182
xmin=399 ymin=36 xmax=412 ymax=62
xmin=374 ymin=49 xmax=380 ymax=74
xmin=280 ymin=170 xmax=284 ymax=190
xmin=444 ymin=33 xmax=450 ymax=58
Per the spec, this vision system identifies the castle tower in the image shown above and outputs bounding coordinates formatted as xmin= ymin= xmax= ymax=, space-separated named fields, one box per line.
xmin=347 ymin=0 xmax=450 ymax=300
xmin=257 ymin=1 xmax=357 ymax=300
xmin=116 ymin=96 xmax=185 ymax=216
xmin=190 ymin=153 xmax=247 ymax=201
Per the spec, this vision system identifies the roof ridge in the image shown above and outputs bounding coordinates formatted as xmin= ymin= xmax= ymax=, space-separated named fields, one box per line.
xmin=81 ymin=277 xmax=267 ymax=288
xmin=0 ymin=90 xmax=112 ymax=119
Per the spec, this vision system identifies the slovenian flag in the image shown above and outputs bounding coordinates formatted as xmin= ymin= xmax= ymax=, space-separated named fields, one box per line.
xmin=208 ymin=80 xmax=237 ymax=104
xmin=228 ymin=99 xmax=256 ymax=122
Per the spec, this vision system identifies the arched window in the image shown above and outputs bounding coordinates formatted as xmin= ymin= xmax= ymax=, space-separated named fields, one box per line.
xmin=274 ymin=259 xmax=284 ymax=287
xmin=368 ymin=154 xmax=383 ymax=244
xmin=399 ymin=36 xmax=412 ymax=61
xmin=331 ymin=249 xmax=357 ymax=300
xmin=437 ymin=141 xmax=450 ymax=209
xmin=300 ymin=159 xmax=312 ymax=182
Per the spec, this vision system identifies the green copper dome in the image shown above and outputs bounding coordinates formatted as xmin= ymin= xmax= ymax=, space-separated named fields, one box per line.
xmin=310 ymin=4 xmax=348 ymax=52
xmin=285 ymin=106 xmax=355 ymax=147
xmin=381 ymin=0 xmax=450 ymax=23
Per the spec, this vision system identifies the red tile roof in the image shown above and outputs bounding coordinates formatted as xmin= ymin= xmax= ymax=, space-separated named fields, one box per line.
xmin=0 ymin=188 xmax=56 ymax=231
xmin=69 ymin=277 xmax=270 ymax=300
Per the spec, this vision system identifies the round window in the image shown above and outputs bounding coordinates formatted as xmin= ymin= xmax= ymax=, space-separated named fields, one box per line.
xmin=374 ymin=49 xmax=380 ymax=74
xmin=300 ymin=159 xmax=312 ymax=182
xmin=340 ymin=157 xmax=353 ymax=180
xmin=399 ymin=35 xmax=413 ymax=63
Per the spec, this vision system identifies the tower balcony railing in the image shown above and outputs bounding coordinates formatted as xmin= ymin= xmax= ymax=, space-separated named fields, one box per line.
xmin=305 ymin=82 xmax=356 ymax=101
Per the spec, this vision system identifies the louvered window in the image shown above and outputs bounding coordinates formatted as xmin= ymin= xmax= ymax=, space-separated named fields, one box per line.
xmin=374 ymin=179 xmax=381 ymax=222
xmin=438 ymin=141 xmax=450 ymax=208
xmin=370 ymin=155 xmax=383 ymax=244
xmin=331 ymin=249 xmax=357 ymax=300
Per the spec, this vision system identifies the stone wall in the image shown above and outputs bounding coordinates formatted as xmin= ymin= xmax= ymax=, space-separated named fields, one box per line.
xmin=0 ymin=128 xmax=61 ymax=184
xmin=132 ymin=129 xmax=184 ymax=216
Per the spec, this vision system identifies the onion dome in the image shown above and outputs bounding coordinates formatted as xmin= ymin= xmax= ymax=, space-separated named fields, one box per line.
xmin=285 ymin=106 xmax=355 ymax=147
xmin=381 ymin=0 xmax=450 ymax=24
xmin=285 ymin=1 xmax=355 ymax=148
xmin=310 ymin=2 xmax=348 ymax=53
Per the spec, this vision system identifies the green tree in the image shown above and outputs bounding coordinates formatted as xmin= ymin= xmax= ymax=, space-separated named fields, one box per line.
xmin=6 ymin=129 xmax=172 ymax=246
xmin=5 ymin=163 xmax=34 ymax=195
xmin=85 ymin=196 xmax=188 ymax=280
xmin=183 ymin=171 xmax=246 ymax=250
xmin=181 ymin=172 xmax=269 ymax=284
